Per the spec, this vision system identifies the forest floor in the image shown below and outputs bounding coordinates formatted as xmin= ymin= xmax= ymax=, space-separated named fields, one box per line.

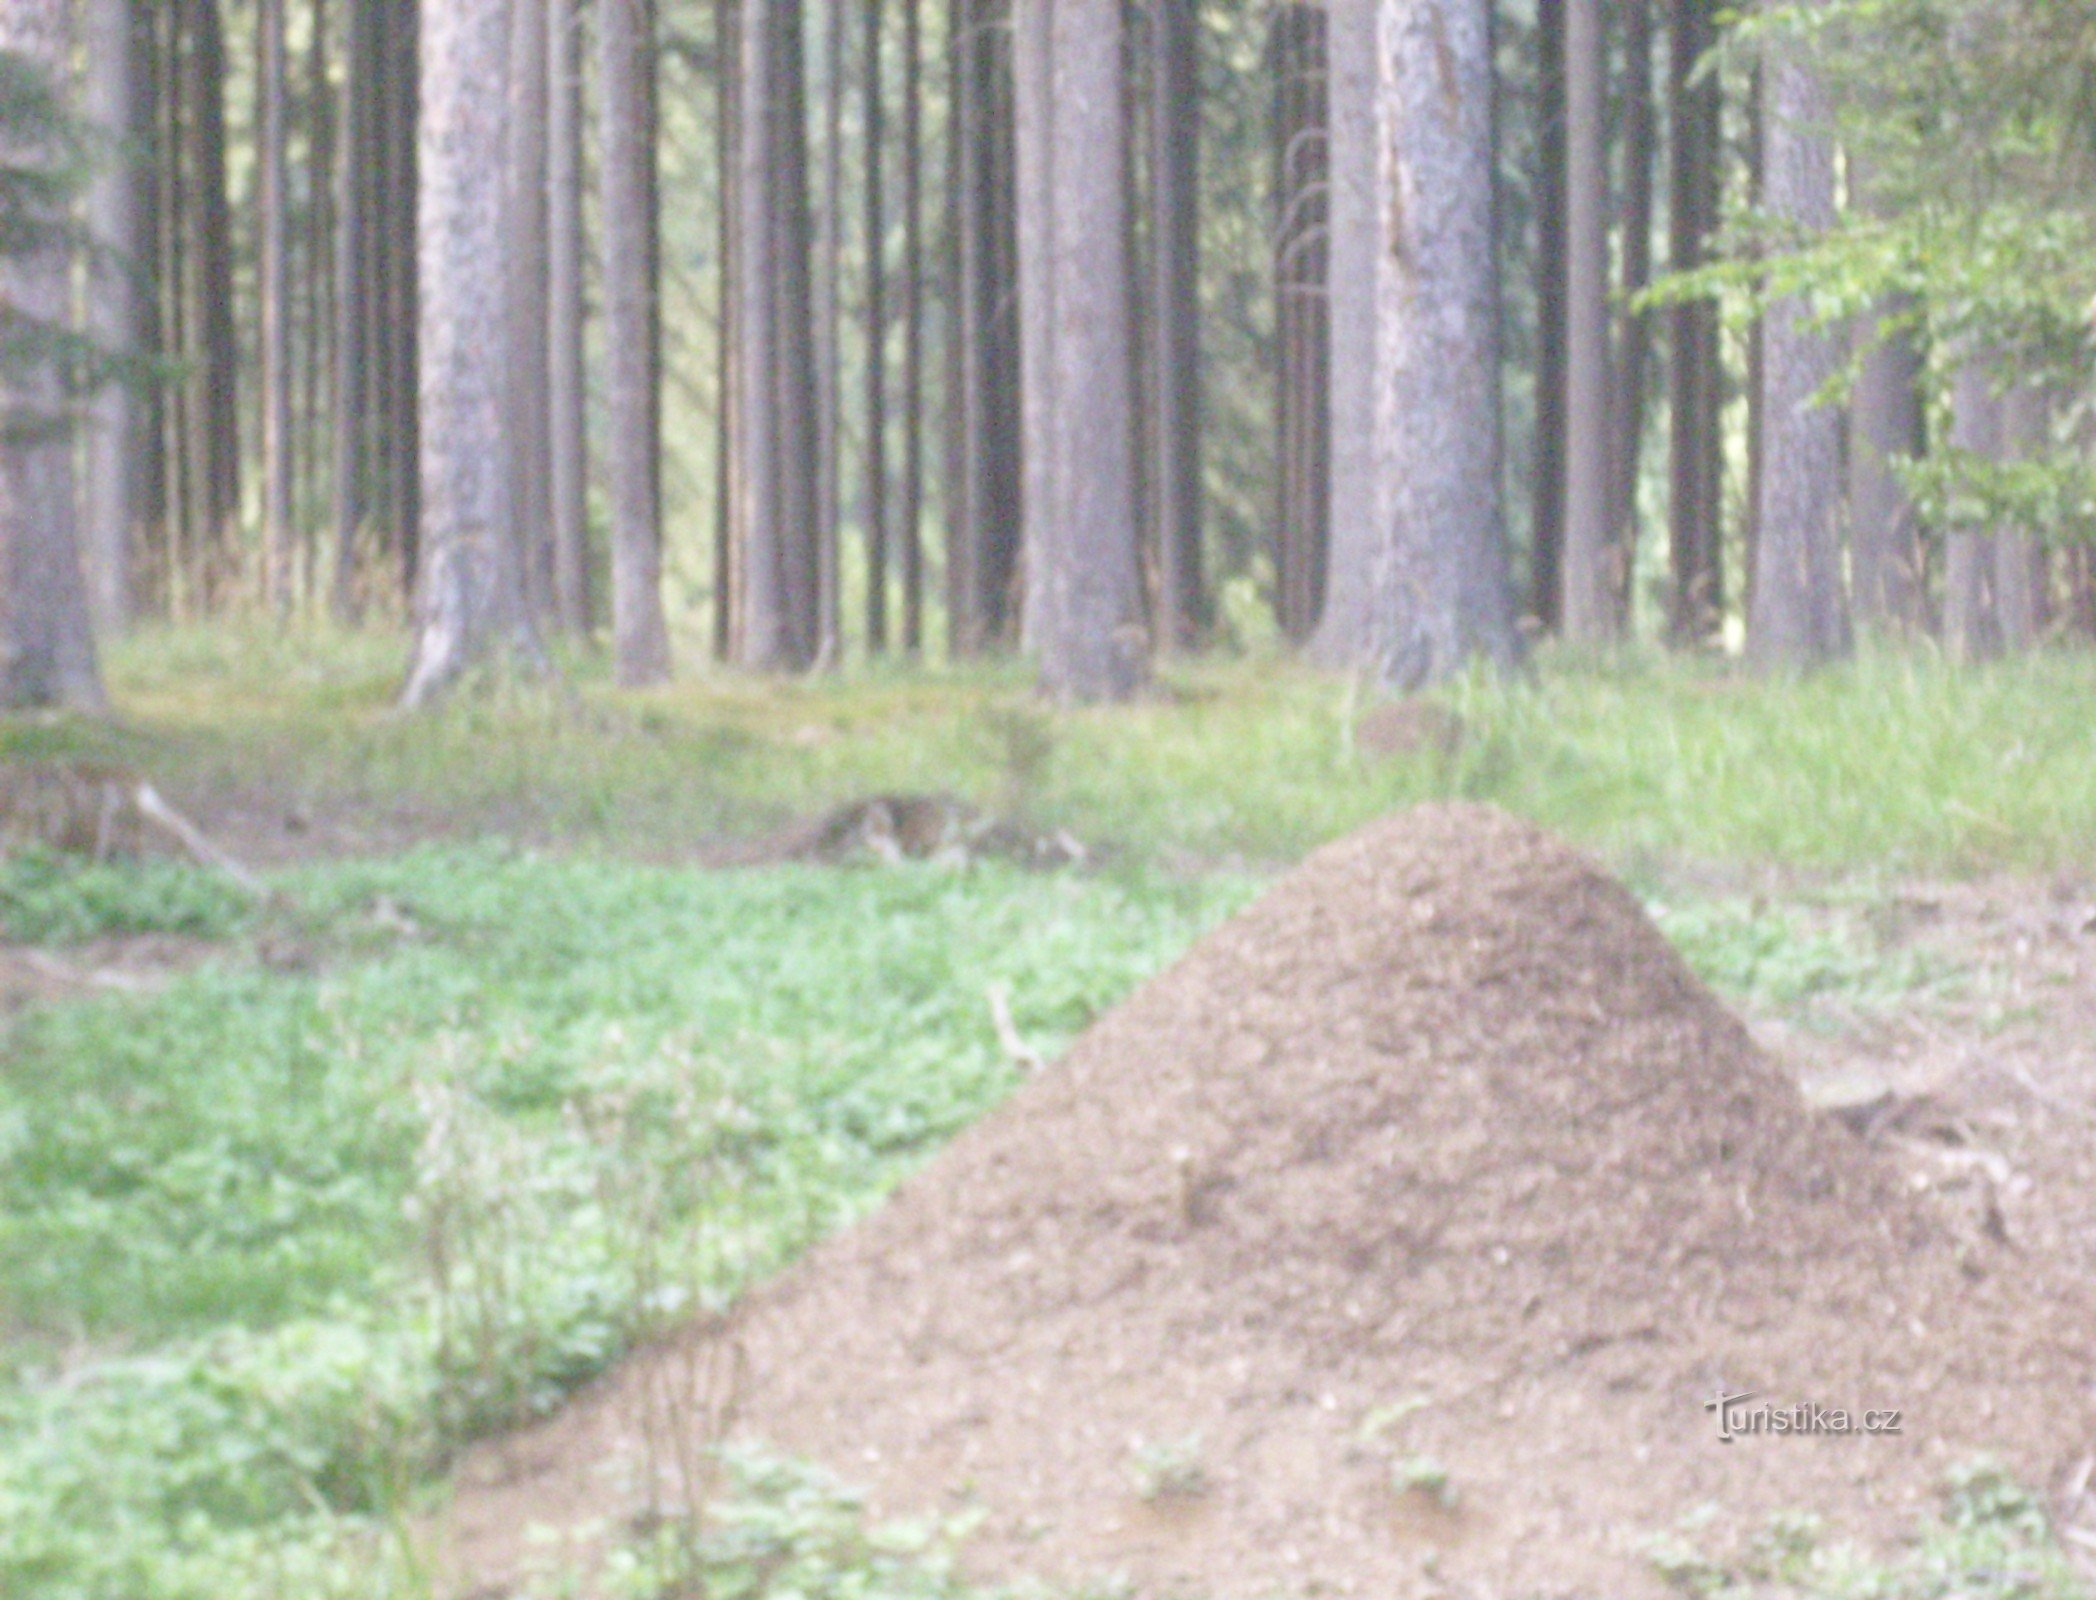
xmin=3 ymin=631 xmax=2096 ymax=1600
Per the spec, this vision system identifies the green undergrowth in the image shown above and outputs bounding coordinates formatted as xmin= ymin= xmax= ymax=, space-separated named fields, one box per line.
xmin=22 ymin=621 xmax=2094 ymax=876
xmin=0 ymin=848 xmax=1248 ymax=1600
xmin=0 ymin=848 xmax=256 ymax=944
xmin=1648 ymin=1462 xmax=2091 ymax=1599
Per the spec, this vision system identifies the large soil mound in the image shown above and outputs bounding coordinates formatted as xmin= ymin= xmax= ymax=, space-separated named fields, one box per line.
xmin=733 ymin=804 xmax=2096 ymax=1598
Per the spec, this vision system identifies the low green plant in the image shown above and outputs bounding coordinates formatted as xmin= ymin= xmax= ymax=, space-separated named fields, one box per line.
xmin=0 ymin=848 xmax=253 ymax=943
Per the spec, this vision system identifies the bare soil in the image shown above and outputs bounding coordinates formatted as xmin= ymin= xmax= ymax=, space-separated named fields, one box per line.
xmin=444 ymin=805 xmax=2096 ymax=1599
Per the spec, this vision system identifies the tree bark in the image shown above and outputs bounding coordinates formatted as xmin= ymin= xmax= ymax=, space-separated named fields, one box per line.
xmin=507 ymin=0 xmax=554 ymax=625
xmin=815 ymin=0 xmax=843 ymax=661
xmin=1366 ymin=0 xmax=1524 ymax=687
xmin=601 ymin=0 xmax=673 ymax=683
xmin=549 ymin=0 xmax=591 ymax=635
xmin=82 ymin=0 xmax=141 ymax=634
xmin=1746 ymin=24 xmax=1847 ymax=670
xmin=1147 ymin=0 xmax=1202 ymax=651
xmin=1317 ymin=0 xmax=1379 ymax=662
xmin=402 ymin=0 xmax=544 ymax=705
xmin=1528 ymin=0 xmax=1566 ymax=631
xmin=1015 ymin=0 xmax=1148 ymax=700
xmin=899 ymin=0 xmax=926 ymax=653
xmin=1997 ymin=382 xmax=2050 ymax=651
xmin=1270 ymin=3 xmax=1327 ymax=645
xmin=260 ymin=0 xmax=293 ymax=610
xmin=863 ymin=0 xmax=890 ymax=652
xmin=331 ymin=0 xmax=376 ymax=617
xmin=1847 ymin=297 xmax=1927 ymax=635
xmin=1666 ymin=0 xmax=1721 ymax=643
xmin=0 ymin=0 xmax=105 ymax=708
xmin=1606 ymin=0 xmax=1656 ymax=624
xmin=1558 ymin=0 xmax=1615 ymax=644
xmin=1942 ymin=353 xmax=2002 ymax=663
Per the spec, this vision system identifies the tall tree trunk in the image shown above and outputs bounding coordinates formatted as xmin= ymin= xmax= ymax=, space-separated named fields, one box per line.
xmin=899 ymin=0 xmax=926 ymax=652
xmin=948 ymin=0 xmax=1020 ymax=655
xmin=1667 ymin=0 xmax=1722 ymax=643
xmin=815 ymin=0 xmax=844 ymax=661
xmin=715 ymin=0 xmax=739 ymax=659
xmin=83 ymin=0 xmax=142 ymax=634
xmin=1847 ymin=297 xmax=1927 ymax=635
xmin=193 ymin=0 xmax=239 ymax=602
xmin=331 ymin=0 xmax=376 ymax=618
xmin=0 ymin=0 xmax=105 ymax=707
xmin=384 ymin=0 xmax=423 ymax=594
xmin=549 ymin=0 xmax=591 ymax=635
xmin=1558 ymin=0 xmax=1615 ymax=643
xmin=735 ymin=0 xmax=820 ymax=670
xmin=1746 ymin=22 xmax=1847 ymax=670
xmin=1529 ymin=0 xmax=1566 ymax=630
xmin=508 ymin=0 xmax=554 ymax=626
xmin=1015 ymin=0 xmax=1147 ymax=700
xmin=603 ymin=0 xmax=673 ymax=683
xmin=1367 ymin=0 xmax=1524 ymax=687
xmin=1147 ymin=0 xmax=1201 ymax=651
xmin=259 ymin=0 xmax=293 ymax=610
xmin=862 ymin=0 xmax=890 ymax=652
xmin=1316 ymin=0 xmax=1378 ymax=663
xmin=402 ymin=0 xmax=544 ymax=705
xmin=1605 ymin=0 xmax=1656 ymax=624
xmin=1270 ymin=3 xmax=1327 ymax=645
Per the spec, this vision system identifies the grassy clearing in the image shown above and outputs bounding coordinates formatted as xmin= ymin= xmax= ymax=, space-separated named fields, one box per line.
xmin=0 ymin=849 xmax=1247 ymax=1600
xmin=13 ymin=623 xmax=2090 ymax=875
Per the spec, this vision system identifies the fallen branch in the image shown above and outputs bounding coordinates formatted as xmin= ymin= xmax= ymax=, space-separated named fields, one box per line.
xmin=133 ymin=783 xmax=265 ymax=897
xmin=987 ymin=982 xmax=1044 ymax=1075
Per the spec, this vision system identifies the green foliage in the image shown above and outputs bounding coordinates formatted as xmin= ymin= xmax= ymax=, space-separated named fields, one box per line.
xmin=0 ymin=850 xmax=1243 ymax=1600
xmin=0 ymin=850 xmax=253 ymax=943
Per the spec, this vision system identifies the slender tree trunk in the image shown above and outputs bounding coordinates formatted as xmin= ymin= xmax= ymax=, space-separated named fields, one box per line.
xmin=1529 ymin=0 xmax=1566 ymax=630
xmin=385 ymin=0 xmax=423 ymax=595
xmin=1368 ymin=0 xmax=1524 ymax=686
xmin=1015 ymin=0 xmax=1148 ymax=700
xmin=815 ymin=0 xmax=843 ymax=662
xmin=508 ymin=0 xmax=555 ymax=626
xmin=602 ymin=0 xmax=673 ymax=682
xmin=1666 ymin=0 xmax=1721 ymax=643
xmin=549 ymin=0 xmax=591 ymax=635
xmin=259 ymin=0 xmax=293 ymax=610
xmin=863 ymin=0 xmax=890 ymax=652
xmin=1270 ymin=3 xmax=1327 ymax=645
xmin=773 ymin=0 xmax=822 ymax=663
xmin=1848 ymin=296 xmax=1927 ymax=634
xmin=83 ymin=0 xmax=141 ymax=634
xmin=1605 ymin=0 xmax=1656 ymax=625
xmin=1147 ymin=0 xmax=1201 ymax=651
xmin=1316 ymin=0 xmax=1379 ymax=663
xmin=1746 ymin=22 xmax=1847 ymax=670
xmin=299 ymin=0 xmax=335 ymax=605
xmin=715 ymin=0 xmax=739 ymax=659
xmin=402 ymin=0 xmax=544 ymax=705
xmin=331 ymin=0 xmax=375 ymax=618
xmin=194 ymin=0 xmax=239 ymax=602
xmin=0 ymin=0 xmax=105 ymax=707
xmin=899 ymin=0 xmax=926 ymax=652
xmin=1559 ymin=0 xmax=1615 ymax=643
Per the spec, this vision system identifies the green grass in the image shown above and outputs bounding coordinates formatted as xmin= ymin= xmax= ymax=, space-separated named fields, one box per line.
xmin=0 ymin=849 xmax=1248 ymax=1600
xmin=28 ymin=623 xmax=2093 ymax=876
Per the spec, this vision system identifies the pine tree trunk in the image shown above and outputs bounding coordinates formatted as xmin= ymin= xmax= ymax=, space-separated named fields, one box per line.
xmin=1316 ymin=0 xmax=1377 ymax=663
xmin=1666 ymin=0 xmax=1721 ymax=643
xmin=83 ymin=0 xmax=141 ymax=634
xmin=549 ymin=0 xmax=591 ymax=635
xmin=815 ymin=0 xmax=844 ymax=661
xmin=1997 ymin=383 xmax=2050 ymax=651
xmin=715 ymin=0 xmax=740 ymax=659
xmin=331 ymin=0 xmax=376 ymax=618
xmin=1605 ymin=0 xmax=1656 ymax=625
xmin=193 ymin=0 xmax=240 ymax=603
xmin=1528 ymin=0 xmax=1566 ymax=630
xmin=773 ymin=0 xmax=822 ymax=663
xmin=1558 ymin=0 xmax=1615 ymax=644
xmin=402 ymin=0 xmax=544 ymax=705
xmin=899 ymin=0 xmax=926 ymax=653
xmin=260 ymin=0 xmax=293 ymax=610
xmin=384 ymin=0 xmax=422 ymax=594
xmin=602 ymin=0 xmax=673 ymax=683
xmin=1942 ymin=352 xmax=2001 ymax=663
xmin=1746 ymin=23 xmax=1847 ymax=670
xmin=1015 ymin=0 xmax=1147 ymax=700
xmin=508 ymin=0 xmax=554 ymax=625
xmin=0 ymin=0 xmax=106 ymax=707
xmin=1147 ymin=0 xmax=1201 ymax=651
xmin=1847 ymin=296 xmax=1927 ymax=635
xmin=1366 ymin=0 xmax=1523 ymax=686
xmin=862 ymin=0 xmax=890 ymax=652
xmin=1270 ymin=4 xmax=1327 ymax=646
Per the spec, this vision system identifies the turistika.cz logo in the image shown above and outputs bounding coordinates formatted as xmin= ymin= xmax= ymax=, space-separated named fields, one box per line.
xmin=1704 ymin=1390 xmax=1904 ymax=1444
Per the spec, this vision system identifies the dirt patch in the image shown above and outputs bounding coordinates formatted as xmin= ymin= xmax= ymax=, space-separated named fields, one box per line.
xmin=443 ymin=804 xmax=2096 ymax=1599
